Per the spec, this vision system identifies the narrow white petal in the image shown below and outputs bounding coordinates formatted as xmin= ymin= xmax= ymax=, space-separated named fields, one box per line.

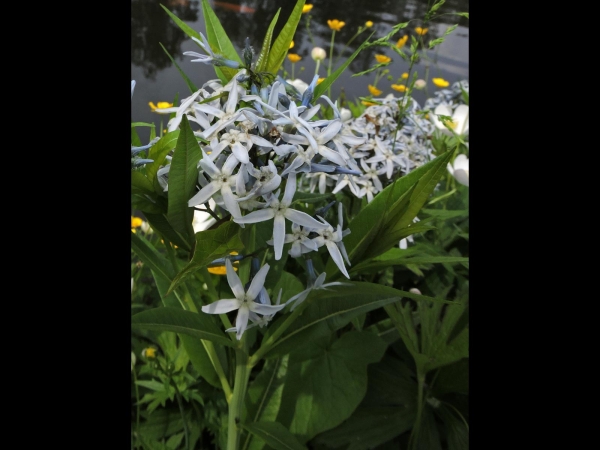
xmin=188 ymin=182 xmax=220 ymax=207
xmin=285 ymin=209 xmax=327 ymax=229
xmin=318 ymin=145 xmax=347 ymax=166
xmin=250 ymin=303 xmax=285 ymax=315
xmin=231 ymin=142 xmax=250 ymax=164
xmin=247 ymin=264 xmax=270 ymax=300
xmin=273 ymin=215 xmax=286 ymax=260
xmin=202 ymin=298 xmax=241 ymax=314
xmin=235 ymin=305 xmax=250 ymax=340
xmin=282 ymin=172 xmax=297 ymax=205
xmin=235 ymin=208 xmax=275 ymax=224
xmin=325 ymin=241 xmax=350 ymax=279
xmin=318 ymin=120 xmax=343 ymax=143
xmin=226 ymin=259 xmax=245 ymax=298
xmin=221 ymin=185 xmax=243 ymax=219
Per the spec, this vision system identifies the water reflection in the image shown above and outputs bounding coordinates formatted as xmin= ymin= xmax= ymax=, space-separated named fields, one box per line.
xmin=131 ymin=0 xmax=468 ymax=141
xmin=131 ymin=0 xmax=200 ymax=79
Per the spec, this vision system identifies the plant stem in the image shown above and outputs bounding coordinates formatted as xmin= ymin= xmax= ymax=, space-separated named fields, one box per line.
xmin=227 ymin=337 xmax=251 ymax=450
xmin=132 ymin=366 xmax=141 ymax=449
xmin=409 ymin=364 xmax=426 ymax=450
xmin=172 ymin=381 xmax=191 ymax=450
xmin=327 ymin=30 xmax=336 ymax=97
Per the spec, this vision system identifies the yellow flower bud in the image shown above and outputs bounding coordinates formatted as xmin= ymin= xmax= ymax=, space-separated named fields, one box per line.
xmin=365 ymin=21 xmax=373 ymax=28
xmin=311 ymin=47 xmax=327 ymax=61
xmin=302 ymin=4 xmax=313 ymax=13
xmin=287 ymin=53 xmax=302 ymax=63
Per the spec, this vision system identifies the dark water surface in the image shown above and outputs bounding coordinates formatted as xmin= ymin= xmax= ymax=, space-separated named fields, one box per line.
xmin=131 ymin=0 xmax=469 ymax=142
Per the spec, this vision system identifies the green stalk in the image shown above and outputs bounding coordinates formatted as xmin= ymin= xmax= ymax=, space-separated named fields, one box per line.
xmin=132 ymin=366 xmax=141 ymax=448
xmin=327 ymin=30 xmax=336 ymax=97
xmin=172 ymin=381 xmax=191 ymax=450
xmin=227 ymin=337 xmax=251 ymax=450
xmin=408 ymin=364 xmax=426 ymax=450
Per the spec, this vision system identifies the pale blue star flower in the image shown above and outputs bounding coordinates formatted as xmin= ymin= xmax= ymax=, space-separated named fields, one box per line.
xmin=234 ymin=172 xmax=327 ymax=260
xmin=287 ymin=272 xmax=352 ymax=311
xmin=202 ymin=260 xmax=285 ymax=340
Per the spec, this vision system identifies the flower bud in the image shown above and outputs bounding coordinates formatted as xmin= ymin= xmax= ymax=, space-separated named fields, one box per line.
xmin=141 ymin=348 xmax=156 ymax=359
xmin=311 ymin=47 xmax=327 ymax=61
xmin=409 ymin=288 xmax=422 ymax=295
xmin=414 ymin=79 xmax=427 ymax=90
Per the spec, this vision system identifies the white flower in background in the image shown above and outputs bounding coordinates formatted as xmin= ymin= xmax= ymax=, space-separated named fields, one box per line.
xmin=399 ymin=216 xmax=420 ymax=249
xmin=340 ymin=107 xmax=352 ymax=122
xmin=234 ymin=172 xmax=327 ymax=260
xmin=131 ymin=351 xmax=136 ymax=371
xmin=431 ymin=104 xmax=469 ymax=137
xmin=447 ymin=154 xmax=469 ymax=186
xmin=287 ymin=78 xmax=309 ymax=94
xmin=201 ymin=260 xmax=285 ymax=340
xmin=311 ymin=47 xmax=327 ymax=61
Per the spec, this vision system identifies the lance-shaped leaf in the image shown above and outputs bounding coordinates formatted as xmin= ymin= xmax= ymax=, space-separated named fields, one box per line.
xmin=352 ymin=255 xmax=469 ymax=274
xmin=146 ymin=130 xmax=180 ymax=185
xmin=167 ymin=221 xmax=243 ymax=294
xmin=132 ymin=307 xmax=235 ymax=348
xmin=167 ymin=115 xmax=202 ymax=240
xmin=160 ymin=43 xmax=198 ymax=94
xmin=255 ymin=9 xmax=281 ymax=73
xmin=132 ymin=170 xmax=154 ymax=195
xmin=325 ymin=148 xmax=454 ymax=278
xmin=144 ymin=212 xmax=192 ymax=251
xmin=200 ymin=0 xmax=243 ymax=83
xmin=266 ymin=0 xmax=305 ymax=75
xmin=258 ymin=282 xmax=406 ymax=359
xmin=131 ymin=231 xmax=176 ymax=282
xmin=242 ymin=421 xmax=306 ymax=450
xmin=313 ymin=32 xmax=375 ymax=100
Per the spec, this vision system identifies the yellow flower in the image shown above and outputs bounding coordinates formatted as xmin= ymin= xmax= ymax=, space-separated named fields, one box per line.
xmin=142 ymin=348 xmax=156 ymax=359
xmin=401 ymin=73 xmax=409 ymax=79
xmin=365 ymin=21 xmax=373 ymax=28
xmin=368 ymin=84 xmax=382 ymax=96
xmin=415 ymin=27 xmax=428 ymax=36
xmin=289 ymin=40 xmax=294 ymax=49
xmin=432 ymin=77 xmax=450 ymax=88
xmin=131 ymin=216 xmax=143 ymax=228
xmin=148 ymin=101 xmax=173 ymax=111
xmin=317 ymin=77 xmax=325 ymax=84
xmin=361 ymin=100 xmax=376 ymax=106
xmin=396 ymin=35 xmax=408 ymax=48
xmin=302 ymin=4 xmax=313 ymax=13
xmin=287 ymin=53 xmax=302 ymax=63
xmin=375 ymin=54 xmax=391 ymax=64
xmin=327 ymin=19 xmax=345 ymax=31
xmin=391 ymin=84 xmax=406 ymax=92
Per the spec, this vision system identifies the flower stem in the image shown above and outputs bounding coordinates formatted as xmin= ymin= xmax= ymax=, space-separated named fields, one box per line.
xmin=227 ymin=337 xmax=251 ymax=450
xmin=408 ymin=364 xmax=426 ymax=450
xmin=132 ymin=366 xmax=141 ymax=448
xmin=327 ymin=30 xmax=336 ymax=97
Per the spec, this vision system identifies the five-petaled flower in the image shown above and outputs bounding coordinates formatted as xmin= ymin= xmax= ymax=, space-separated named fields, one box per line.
xmin=432 ymin=77 xmax=450 ymax=88
xmin=201 ymin=260 xmax=285 ymax=340
xmin=287 ymin=53 xmax=302 ymax=63
xmin=368 ymin=84 xmax=382 ymax=96
xmin=391 ymin=84 xmax=406 ymax=92
xmin=375 ymin=54 xmax=391 ymax=64
xmin=327 ymin=19 xmax=345 ymax=31
xmin=415 ymin=27 xmax=428 ymax=35
xmin=149 ymin=101 xmax=173 ymax=111
xmin=396 ymin=35 xmax=408 ymax=48
xmin=302 ymin=4 xmax=313 ymax=13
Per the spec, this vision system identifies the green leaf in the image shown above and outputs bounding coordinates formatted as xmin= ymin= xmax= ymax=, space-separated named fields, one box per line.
xmin=243 ymin=421 xmax=307 ymax=450
xmin=314 ymin=33 xmax=375 ymax=100
xmin=438 ymin=403 xmax=469 ymax=450
xmin=144 ymin=213 xmax=192 ymax=251
xmin=146 ymin=130 xmax=180 ymax=186
xmin=255 ymin=9 xmax=281 ymax=73
xmin=131 ymin=232 xmax=175 ymax=282
xmin=275 ymin=332 xmax=387 ymax=443
xmin=315 ymin=355 xmax=417 ymax=449
xmin=266 ymin=0 xmax=305 ymax=75
xmin=167 ymin=221 xmax=243 ymax=294
xmin=167 ymin=115 xmax=202 ymax=239
xmin=260 ymin=282 xmax=405 ymax=359
xmin=132 ymin=170 xmax=154 ymax=195
xmin=150 ymin=268 xmax=224 ymax=389
xmin=290 ymin=191 xmax=332 ymax=205
xmin=326 ymin=148 xmax=454 ymax=278
xmin=245 ymin=356 xmax=290 ymax=450
xmin=160 ymin=42 xmax=198 ymax=93
xmin=132 ymin=193 xmax=164 ymax=214
xmin=352 ymin=255 xmax=469 ymax=274
xmin=200 ymin=0 xmax=243 ymax=83
xmin=131 ymin=307 xmax=235 ymax=348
